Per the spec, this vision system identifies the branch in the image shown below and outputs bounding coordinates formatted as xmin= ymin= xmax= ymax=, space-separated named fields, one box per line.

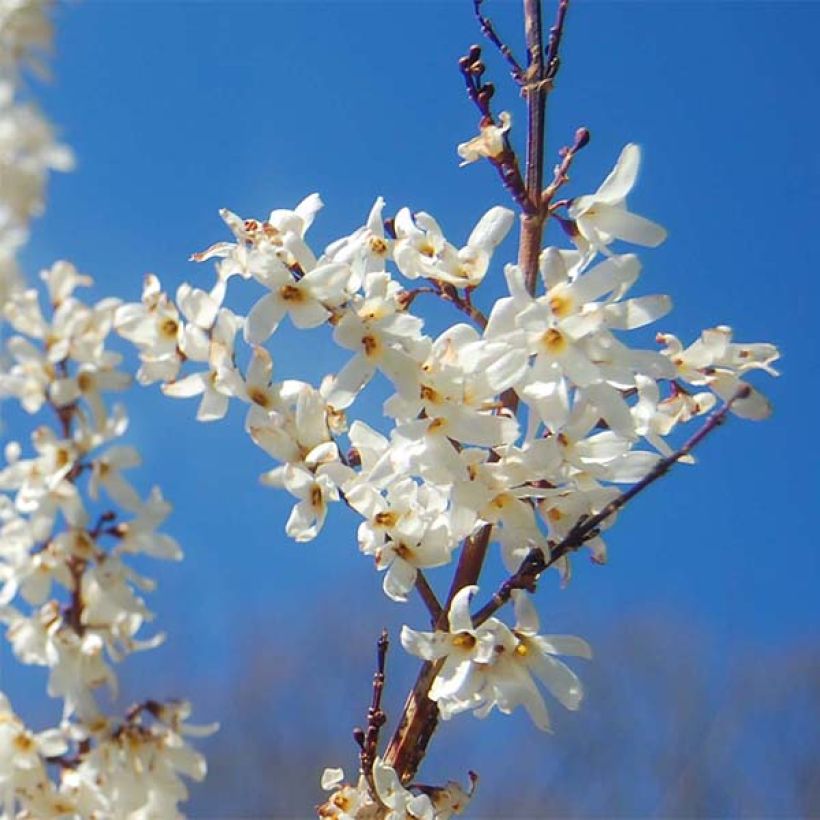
xmin=383 ymin=524 xmax=493 ymax=784
xmin=399 ymin=283 xmax=489 ymax=330
xmin=458 ymin=46 xmax=531 ymax=212
xmin=544 ymin=0 xmax=570 ymax=82
xmin=473 ymin=0 xmax=525 ymax=81
xmin=522 ymin=0 xmax=547 ymax=203
xmin=542 ymin=125 xmax=590 ymax=209
xmin=472 ymin=388 xmax=751 ymax=627
xmin=415 ymin=571 xmax=443 ymax=625
xmin=354 ymin=630 xmax=390 ymax=803
xmin=518 ymin=0 xmax=571 ymax=295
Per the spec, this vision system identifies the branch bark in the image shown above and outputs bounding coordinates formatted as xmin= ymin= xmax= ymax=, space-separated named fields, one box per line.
xmin=472 ymin=388 xmax=751 ymax=627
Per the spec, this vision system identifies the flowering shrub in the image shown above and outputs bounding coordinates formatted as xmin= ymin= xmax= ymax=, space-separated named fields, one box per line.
xmin=0 ymin=1 xmax=779 ymax=817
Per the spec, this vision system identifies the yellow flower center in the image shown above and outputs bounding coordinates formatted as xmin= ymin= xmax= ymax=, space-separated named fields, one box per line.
xmin=248 ymin=387 xmax=272 ymax=408
xmin=279 ymin=284 xmax=304 ymax=303
xmin=362 ymin=334 xmax=381 ymax=358
xmin=549 ymin=292 xmax=572 ymax=318
xmin=452 ymin=632 xmax=476 ymax=650
xmin=542 ymin=327 xmax=567 ymax=355
xmin=160 ymin=317 xmax=179 ymax=339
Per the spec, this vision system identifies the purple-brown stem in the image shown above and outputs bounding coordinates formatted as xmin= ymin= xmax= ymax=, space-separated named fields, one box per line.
xmin=473 ymin=0 xmax=525 ymax=80
xmin=399 ymin=282 xmax=489 ymax=330
xmin=542 ymin=126 xmax=590 ymax=210
xmin=354 ymin=630 xmax=391 ymax=802
xmin=415 ymin=571 xmax=444 ymax=625
xmin=472 ymin=388 xmax=751 ymax=626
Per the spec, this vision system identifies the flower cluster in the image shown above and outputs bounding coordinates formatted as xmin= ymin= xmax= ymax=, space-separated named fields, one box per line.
xmin=401 ymin=586 xmax=590 ymax=730
xmin=0 ymin=263 xmax=215 ymax=816
xmin=0 ymin=0 xmax=73 ymax=304
xmin=112 ymin=135 xmax=778 ymax=810
xmin=318 ymin=760 xmax=474 ymax=820
xmin=1 ymin=3 xmax=782 ymax=816
xmin=0 ymin=9 xmax=217 ymax=815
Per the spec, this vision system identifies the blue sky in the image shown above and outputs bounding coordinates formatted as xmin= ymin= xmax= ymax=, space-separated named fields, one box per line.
xmin=6 ymin=0 xmax=820 ymax=813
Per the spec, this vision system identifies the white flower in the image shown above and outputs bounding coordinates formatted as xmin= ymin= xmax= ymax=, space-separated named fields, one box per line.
xmin=114 ymin=274 xmax=184 ymax=385
xmin=348 ymin=478 xmax=454 ymax=601
xmin=0 ymin=693 xmax=68 ymax=819
xmin=393 ymin=205 xmax=513 ymax=288
xmin=401 ymin=585 xmax=500 ymax=718
xmin=244 ymin=260 xmax=349 ymax=344
xmin=457 ymin=111 xmax=511 ymax=165
xmin=473 ymin=590 xmax=591 ymax=730
xmin=262 ymin=461 xmax=351 ymax=542
xmin=658 ymin=326 xmax=780 ymax=419
xmin=324 ymin=196 xmax=392 ymax=288
xmin=373 ymin=757 xmax=434 ymax=820
xmin=569 ymin=144 xmax=667 ymax=258
xmin=161 ymin=307 xmax=242 ymax=422
xmin=402 ymin=586 xmax=590 ymax=731
xmin=326 ymin=272 xmax=427 ymax=409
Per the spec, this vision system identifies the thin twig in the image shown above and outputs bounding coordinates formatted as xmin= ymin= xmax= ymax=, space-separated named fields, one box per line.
xmin=458 ymin=44 xmax=494 ymax=122
xmin=472 ymin=388 xmax=751 ymax=627
xmin=415 ymin=571 xmax=443 ymax=625
xmin=458 ymin=45 xmax=532 ymax=212
xmin=489 ymin=150 xmax=533 ymax=214
xmin=544 ymin=0 xmax=570 ymax=81
xmin=399 ymin=284 xmax=489 ymax=330
xmin=542 ymin=126 xmax=590 ymax=209
xmin=473 ymin=0 xmax=525 ymax=80
xmin=354 ymin=630 xmax=390 ymax=803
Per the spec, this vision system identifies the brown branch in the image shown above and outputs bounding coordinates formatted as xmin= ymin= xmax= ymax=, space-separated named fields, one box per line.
xmin=443 ymin=524 xmax=494 ymax=613
xmin=354 ymin=630 xmax=390 ymax=803
xmin=399 ymin=282 xmax=489 ymax=330
xmin=523 ymin=0 xmax=547 ymax=204
xmin=383 ymin=524 xmax=493 ymax=784
xmin=488 ymin=150 xmax=533 ymax=214
xmin=544 ymin=0 xmax=570 ymax=81
xmin=474 ymin=0 xmax=525 ymax=81
xmin=519 ymin=0 xmax=571 ymax=294
xmin=415 ymin=571 xmax=443 ymax=625
xmin=472 ymin=388 xmax=751 ymax=627
xmin=382 ymin=658 xmax=444 ymax=785
xmin=64 ymin=556 xmax=86 ymax=635
xmin=542 ymin=125 xmax=590 ymax=210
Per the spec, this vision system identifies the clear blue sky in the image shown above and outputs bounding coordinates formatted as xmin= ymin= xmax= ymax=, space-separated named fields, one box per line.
xmin=7 ymin=0 xmax=819 ymax=813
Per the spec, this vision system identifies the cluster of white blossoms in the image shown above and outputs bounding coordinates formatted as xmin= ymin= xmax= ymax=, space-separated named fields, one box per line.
xmin=0 ymin=262 xmax=215 ymax=817
xmin=318 ymin=761 xmax=474 ymax=820
xmin=0 ymin=4 xmax=214 ymax=816
xmin=0 ymin=0 xmax=73 ymax=304
xmin=0 ymin=3 xmax=781 ymax=816
xmin=112 ymin=135 xmax=778 ymax=813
